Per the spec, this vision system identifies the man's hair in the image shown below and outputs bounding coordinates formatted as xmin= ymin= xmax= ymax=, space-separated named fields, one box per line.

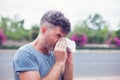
xmin=40 ymin=10 xmax=71 ymax=33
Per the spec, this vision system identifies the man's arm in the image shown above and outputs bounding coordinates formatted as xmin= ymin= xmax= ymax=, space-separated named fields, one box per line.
xmin=63 ymin=53 xmax=73 ymax=80
xmin=20 ymin=62 xmax=64 ymax=80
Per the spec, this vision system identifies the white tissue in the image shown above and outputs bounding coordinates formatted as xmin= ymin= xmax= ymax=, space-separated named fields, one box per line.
xmin=65 ymin=38 xmax=76 ymax=53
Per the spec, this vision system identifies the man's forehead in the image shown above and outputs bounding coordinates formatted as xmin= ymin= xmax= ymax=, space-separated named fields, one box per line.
xmin=49 ymin=25 xmax=68 ymax=36
xmin=55 ymin=31 xmax=67 ymax=37
xmin=58 ymin=27 xmax=68 ymax=33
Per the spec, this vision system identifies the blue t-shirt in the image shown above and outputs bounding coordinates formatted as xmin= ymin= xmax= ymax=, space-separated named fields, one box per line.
xmin=13 ymin=44 xmax=63 ymax=80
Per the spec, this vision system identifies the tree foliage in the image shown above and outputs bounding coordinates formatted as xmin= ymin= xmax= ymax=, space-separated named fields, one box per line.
xmin=87 ymin=13 xmax=106 ymax=30
xmin=0 ymin=14 xmax=119 ymax=46
xmin=70 ymin=13 xmax=109 ymax=44
xmin=30 ymin=25 xmax=39 ymax=40
xmin=0 ymin=16 xmax=30 ymax=40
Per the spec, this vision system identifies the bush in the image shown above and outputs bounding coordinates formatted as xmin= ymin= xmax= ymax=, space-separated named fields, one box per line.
xmin=113 ymin=37 xmax=120 ymax=47
xmin=77 ymin=46 xmax=120 ymax=50
xmin=0 ymin=29 xmax=6 ymax=45
xmin=109 ymin=29 xmax=120 ymax=47
xmin=0 ymin=45 xmax=20 ymax=49
xmin=70 ymin=34 xmax=88 ymax=47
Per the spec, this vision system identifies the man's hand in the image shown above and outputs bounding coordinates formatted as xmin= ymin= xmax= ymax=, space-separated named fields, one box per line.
xmin=54 ymin=38 xmax=73 ymax=80
xmin=63 ymin=44 xmax=73 ymax=80
xmin=54 ymin=38 xmax=67 ymax=64
xmin=63 ymin=51 xmax=73 ymax=80
xmin=66 ymin=50 xmax=73 ymax=64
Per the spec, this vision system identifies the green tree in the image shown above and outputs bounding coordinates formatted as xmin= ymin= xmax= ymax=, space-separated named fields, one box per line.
xmin=0 ymin=15 xmax=30 ymax=40
xmin=116 ymin=22 xmax=120 ymax=38
xmin=87 ymin=13 xmax=105 ymax=30
xmin=30 ymin=25 xmax=39 ymax=40
xmin=0 ymin=17 xmax=9 ymax=33
xmin=70 ymin=14 xmax=109 ymax=44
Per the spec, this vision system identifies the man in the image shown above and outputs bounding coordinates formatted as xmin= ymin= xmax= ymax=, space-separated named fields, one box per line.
xmin=13 ymin=10 xmax=73 ymax=80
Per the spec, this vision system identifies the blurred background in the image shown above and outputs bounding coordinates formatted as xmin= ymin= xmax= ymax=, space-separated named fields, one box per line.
xmin=0 ymin=0 xmax=120 ymax=80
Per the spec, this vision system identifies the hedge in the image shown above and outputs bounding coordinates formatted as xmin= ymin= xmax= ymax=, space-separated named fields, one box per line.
xmin=0 ymin=45 xmax=120 ymax=50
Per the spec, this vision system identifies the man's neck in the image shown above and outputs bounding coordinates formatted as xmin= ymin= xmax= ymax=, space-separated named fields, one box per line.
xmin=31 ymin=39 xmax=49 ymax=55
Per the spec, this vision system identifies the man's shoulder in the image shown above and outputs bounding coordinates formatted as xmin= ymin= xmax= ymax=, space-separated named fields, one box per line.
xmin=13 ymin=43 xmax=36 ymax=61
xmin=17 ymin=44 xmax=31 ymax=52
xmin=14 ymin=44 xmax=32 ymax=57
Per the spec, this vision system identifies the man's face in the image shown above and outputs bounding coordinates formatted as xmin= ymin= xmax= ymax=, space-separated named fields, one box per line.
xmin=43 ymin=26 xmax=67 ymax=51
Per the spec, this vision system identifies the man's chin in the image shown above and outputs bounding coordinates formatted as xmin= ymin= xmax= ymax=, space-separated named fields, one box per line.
xmin=50 ymin=47 xmax=54 ymax=51
xmin=48 ymin=46 xmax=54 ymax=51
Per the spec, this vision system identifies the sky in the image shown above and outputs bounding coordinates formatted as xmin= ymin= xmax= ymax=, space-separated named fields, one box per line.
xmin=0 ymin=0 xmax=120 ymax=30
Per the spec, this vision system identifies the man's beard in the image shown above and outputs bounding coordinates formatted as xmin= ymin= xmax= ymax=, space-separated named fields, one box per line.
xmin=47 ymin=44 xmax=55 ymax=51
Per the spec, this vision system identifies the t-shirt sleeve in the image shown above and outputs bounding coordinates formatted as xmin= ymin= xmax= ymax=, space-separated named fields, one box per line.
xmin=13 ymin=49 xmax=39 ymax=72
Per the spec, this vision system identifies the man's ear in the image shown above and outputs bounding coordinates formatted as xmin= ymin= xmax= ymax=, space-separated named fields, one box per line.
xmin=40 ymin=26 xmax=47 ymax=35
